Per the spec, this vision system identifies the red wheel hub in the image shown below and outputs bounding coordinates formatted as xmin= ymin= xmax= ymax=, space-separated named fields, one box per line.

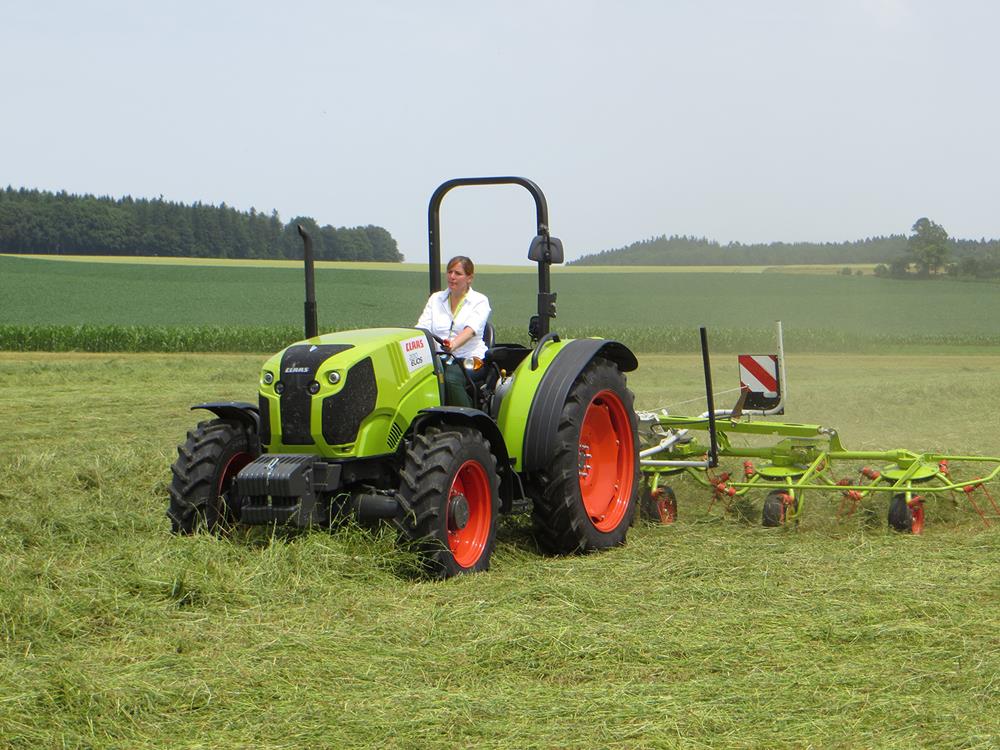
xmin=577 ymin=389 xmax=635 ymax=532
xmin=447 ymin=460 xmax=491 ymax=568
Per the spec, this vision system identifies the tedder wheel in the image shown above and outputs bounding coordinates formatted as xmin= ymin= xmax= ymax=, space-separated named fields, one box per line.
xmin=888 ymin=493 xmax=917 ymax=533
xmin=168 ymin=419 xmax=258 ymax=534
xmin=398 ymin=425 xmax=500 ymax=578
xmin=534 ymin=357 xmax=640 ymax=554
xmin=639 ymin=484 xmax=677 ymax=524
xmin=762 ymin=490 xmax=790 ymax=527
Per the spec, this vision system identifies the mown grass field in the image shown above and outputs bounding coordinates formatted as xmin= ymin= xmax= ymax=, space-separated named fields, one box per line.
xmin=3 ymin=254 xmax=999 ymax=353
xmin=3 ymin=256 xmax=999 ymax=746
xmin=2 ymin=352 xmax=998 ymax=748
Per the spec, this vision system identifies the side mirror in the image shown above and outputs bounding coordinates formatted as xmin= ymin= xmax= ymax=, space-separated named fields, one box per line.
xmin=527 ymin=235 xmax=564 ymax=265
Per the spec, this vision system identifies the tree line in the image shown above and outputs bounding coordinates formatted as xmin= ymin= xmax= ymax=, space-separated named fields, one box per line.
xmin=571 ymin=223 xmax=1000 ymax=280
xmin=0 ymin=187 xmax=403 ymax=262
xmin=872 ymin=218 xmax=1000 ymax=280
xmin=569 ymin=234 xmax=910 ymax=266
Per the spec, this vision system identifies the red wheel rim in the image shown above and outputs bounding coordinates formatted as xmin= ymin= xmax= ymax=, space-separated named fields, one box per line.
xmin=577 ymin=389 xmax=636 ymax=532
xmin=656 ymin=498 xmax=677 ymax=524
xmin=217 ymin=451 xmax=254 ymax=499
xmin=652 ymin=488 xmax=676 ymax=525
xmin=447 ymin=460 xmax=492 ymax=568
xmin=781 ymin=492 xmax=794 ymax=524
xmin=911 ymin=503 xmax=925 ymax=535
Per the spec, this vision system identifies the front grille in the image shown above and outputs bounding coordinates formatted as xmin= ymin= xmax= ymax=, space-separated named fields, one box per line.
xmin=322 ymin=357 xmax=377 ymax=445
xmin=277 ymin=344 xmax=352 ymax=445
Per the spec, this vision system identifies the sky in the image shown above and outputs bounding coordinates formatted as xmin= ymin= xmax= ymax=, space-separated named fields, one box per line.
xmin=3 ymin=1 xmax=998 ymax=265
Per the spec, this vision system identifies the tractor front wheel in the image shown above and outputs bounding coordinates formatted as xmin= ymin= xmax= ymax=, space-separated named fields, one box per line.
xmin=398 ymin=425 xmax=500 ymax=578
xmin=534 ymin=357 xmax=640 ymax=554
xmin=168 ymin=419 xmax=258 ymax=533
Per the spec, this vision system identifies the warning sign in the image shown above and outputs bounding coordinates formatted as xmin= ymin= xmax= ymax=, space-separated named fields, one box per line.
xmin=738 ymin=354 xmax=781 ymax=410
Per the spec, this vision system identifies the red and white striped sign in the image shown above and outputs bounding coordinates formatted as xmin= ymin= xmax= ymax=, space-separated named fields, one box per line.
xmin=739 ymin=354 xmax=779 ymax=396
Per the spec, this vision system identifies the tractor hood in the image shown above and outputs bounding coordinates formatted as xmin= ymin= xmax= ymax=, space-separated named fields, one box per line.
xmin=257 ymin=328 xmax=440 ymax=457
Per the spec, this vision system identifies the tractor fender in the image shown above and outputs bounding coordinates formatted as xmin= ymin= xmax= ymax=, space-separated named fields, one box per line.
xmin=191 ymin=401 xmax=260 ymax=433
xmin=411 ymin=406 xmax=517 ymax=510
xmin=520 ymin=339 xmax=638 ymax=473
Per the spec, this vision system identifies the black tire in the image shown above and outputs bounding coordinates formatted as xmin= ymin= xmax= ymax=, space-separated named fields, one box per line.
xmin=168 ymin=419 xmax=259 ymax=534
xmin=533 ymin=358 xmax=640 ymax=554
xmin=638 ymin=483 xmax=659 ymax=523
xmin=888 ymin=493 xmax=913 ymax=532
xmin=638 ymin=484 xmax=677 ymax=524
xmin=762 ymin=491 xmax=786 ymax=527
xmin=398 ymin=425 xmax=501 ymax=578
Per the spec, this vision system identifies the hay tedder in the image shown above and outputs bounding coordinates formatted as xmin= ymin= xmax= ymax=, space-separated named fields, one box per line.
xmin=638 ymin=323 xmax=1000 ymax=533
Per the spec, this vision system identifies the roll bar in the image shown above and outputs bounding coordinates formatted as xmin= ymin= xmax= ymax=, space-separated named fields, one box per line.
xmin=427 ymin=176 xmax=561 ymax=340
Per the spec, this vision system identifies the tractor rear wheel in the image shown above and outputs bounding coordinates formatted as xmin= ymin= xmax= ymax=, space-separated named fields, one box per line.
xmin=888 ymin=493 xmax=913 ymax=532
xmin=398 ymin=425 xmax=500 ymax=578
xmin=533 ymin=358 xmax=639 ymax=554
xmin=168 ymin=419 xmax=258 ymax=533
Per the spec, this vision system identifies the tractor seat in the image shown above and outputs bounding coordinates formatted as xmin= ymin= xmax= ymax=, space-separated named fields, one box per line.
xmin=482 ymin=322 xmax=529 ymax=373
xmin=485 ymin=343 xmax=530 ymax=372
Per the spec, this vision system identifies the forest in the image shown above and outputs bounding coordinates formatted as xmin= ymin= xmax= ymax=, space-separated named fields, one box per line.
xmin=4 ymin=187 xmax=1000 ymax=278
xmin=571 ymin=231 xmax=1000 ymax=279
xmin=0 ymin=187 xmax=403 ymax=262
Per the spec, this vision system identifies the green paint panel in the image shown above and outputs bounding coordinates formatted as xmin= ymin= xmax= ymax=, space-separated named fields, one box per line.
xmin=881 ymin=464 xmax=939 ymax=482
xmin=495 ymin=338 xmax=571 ymax=471
xmin=755 ymin=465 xmax=808 ymax=479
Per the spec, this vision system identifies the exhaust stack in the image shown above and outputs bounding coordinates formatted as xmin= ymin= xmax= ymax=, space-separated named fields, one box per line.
xmin=298 ymin=225 xmax=319 ymax=339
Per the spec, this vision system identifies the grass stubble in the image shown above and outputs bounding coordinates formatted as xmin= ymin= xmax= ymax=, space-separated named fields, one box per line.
xmin=0 ymin=353 xmax=998 ymax=749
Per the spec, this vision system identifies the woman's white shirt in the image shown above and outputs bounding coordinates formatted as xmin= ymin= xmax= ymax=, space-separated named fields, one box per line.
xmin=416 ymin=288 xmax=491 ymax=358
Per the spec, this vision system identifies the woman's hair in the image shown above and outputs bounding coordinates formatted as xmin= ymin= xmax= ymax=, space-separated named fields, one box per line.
xmin=446 ymin=255 xmax=475 ymax=277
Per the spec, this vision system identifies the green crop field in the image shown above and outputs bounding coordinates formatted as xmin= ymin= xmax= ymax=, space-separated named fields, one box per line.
xmin=2 ymin=254 xmax=999 ymax=353
xmin=1 ymin=352 xmax=998 ymax=748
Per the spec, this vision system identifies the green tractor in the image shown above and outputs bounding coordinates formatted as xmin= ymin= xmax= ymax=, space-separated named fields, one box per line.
xmin=168 ymin=177 xmax=641 ymax=577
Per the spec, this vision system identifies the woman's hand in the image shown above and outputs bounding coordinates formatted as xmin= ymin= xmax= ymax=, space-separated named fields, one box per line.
xmin=445 ymin=326 xmax=475 ymax=352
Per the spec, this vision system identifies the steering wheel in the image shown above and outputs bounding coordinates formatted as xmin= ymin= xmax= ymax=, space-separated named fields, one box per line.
xmin=425 ymin=332 xmax=457 ymax=367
